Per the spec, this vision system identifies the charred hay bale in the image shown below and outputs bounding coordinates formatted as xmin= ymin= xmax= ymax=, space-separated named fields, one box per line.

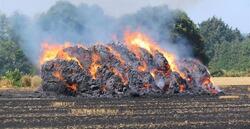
xmin=110 ymin=43 xmax=141 ymax=68
xmin=177 ymin=58 xmax=221 ymax=94
xmin=41 ymin=59 xmax=85 ymax=95
xmin=126 ymin=69 xmax=159 ymax=96
xmin=153 ymin=51 xmax=171 ymax=72
xmin=63 ymin=46 xmax=92 ymax=71
xmin=166 ymin=72 xmax=187 ymax=94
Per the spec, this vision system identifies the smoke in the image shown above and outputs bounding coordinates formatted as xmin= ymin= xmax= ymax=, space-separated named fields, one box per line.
xmin=9 ymin=1 xmax=193 ymax=66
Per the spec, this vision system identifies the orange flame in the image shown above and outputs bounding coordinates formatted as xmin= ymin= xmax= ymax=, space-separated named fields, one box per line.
xmin=52 ymin=71 xmax=64 ymax=80
xmin=202 ymin=77 xmax=211 ymax=87
xmin=110 ymin=67 xmax=128 ymax=85
xmin=179 ymin=84 xmax=185 ymax=93
xmin=124 ymin=31 xmax=185 ymax=77
xmin=40 ymin=42 xmax=70 ymax=65
xmin=67 ymin=83 xmax=77 ymax=92
xmin=40 ymin=42 xmax=83 ymax=68
xmin=107 ymin=46 xmax=125 ymax=65
xmin=90 ymin=53 xmax=101 ymax=79
xmin=124 ymin=31 xmax=154 ymax=54
xmin=143 ymin=83 xmax=151 ymax=89
xmin=137 ymin=61 xmax=148 ymax=72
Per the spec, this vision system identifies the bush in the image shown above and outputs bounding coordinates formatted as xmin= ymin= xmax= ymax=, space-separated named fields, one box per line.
xmin=3 ymin=69 xmax=22 ymax=87
xmin=20 ymin=75 xmax=32 ymax=87
xmin=31 ymin=75 xmax=42 ymax=87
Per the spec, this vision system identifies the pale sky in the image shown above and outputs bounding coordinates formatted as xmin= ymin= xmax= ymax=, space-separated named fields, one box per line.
xmin=0 ymin=0 xmax=249 ymax=33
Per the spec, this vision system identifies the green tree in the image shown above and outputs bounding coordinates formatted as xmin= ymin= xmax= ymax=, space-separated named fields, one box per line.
xmin=0 ymin=13 xmax=11 ymax=41
xmin=199 ymin=16 xmax=244 ymax=60
xmin=0 ymin=13 xmax=33 ymax=75
xmin=0 ymin=40 xmax=33 ymax=75
xmin=209 ymin=39 xmax=250 ymax=76
xmin=172 ymin=11 xmax=208 ymax=64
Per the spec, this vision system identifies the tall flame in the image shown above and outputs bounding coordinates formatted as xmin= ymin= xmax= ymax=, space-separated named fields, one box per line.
xmin=124 ymin=31 xmax=184 ymax=77
xmin=40 ymin=42 xmax=83 ymax=68
xmin=90 ymin=53 xmax=101 ymax=79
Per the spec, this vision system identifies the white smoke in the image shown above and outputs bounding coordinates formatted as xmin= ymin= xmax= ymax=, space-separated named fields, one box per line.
xmin=9 ymin=1 xmax=194 ymax=66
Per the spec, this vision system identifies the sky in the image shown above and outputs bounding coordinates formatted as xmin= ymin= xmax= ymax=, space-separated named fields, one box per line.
xmin=0 ymin=0 xmax=249 ymax=33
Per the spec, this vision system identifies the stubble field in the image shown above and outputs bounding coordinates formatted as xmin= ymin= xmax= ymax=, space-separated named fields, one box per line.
xmin=0 ymin=77 xmax=249 ymax=128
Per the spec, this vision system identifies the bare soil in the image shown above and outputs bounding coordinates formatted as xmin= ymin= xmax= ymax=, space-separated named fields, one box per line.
xmin=0 ymin=85 xmax=249 ymax=128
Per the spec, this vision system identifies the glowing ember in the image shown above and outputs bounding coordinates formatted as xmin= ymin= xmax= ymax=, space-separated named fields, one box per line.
xmin=179 ymin=84 xmax=185 ymax=93
xmin=52 ymin=71 xmax=64 ymax=80
xmin=67 ymin=83 xmax=77 ymax=92
xmin=137 ymin=61 xmax=148 ymax=72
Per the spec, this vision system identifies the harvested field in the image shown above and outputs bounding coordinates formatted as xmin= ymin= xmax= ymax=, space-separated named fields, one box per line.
xmin=212 ymin=77 xmax=250 ymax=86
xmin=0 ymin=85 xmax=249 ymax=128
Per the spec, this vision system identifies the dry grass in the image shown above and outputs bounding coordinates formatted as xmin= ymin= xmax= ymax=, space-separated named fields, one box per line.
xmin=212 ymin=77 xmax=250 ymax=87
xmin=0 ymin=79 xmax=12 ymax=88
xmin=52 ymin=102 xmax=75 ymax=107
xmin=31 ymin=76 xmax=42 ymax=88
xmin=219 ymin=96 xmax=240 ymax=99
xmin=71 ymin=108 xmax=119 ymax=116
xmin=20 ymin=75 xmax=32 ymax=87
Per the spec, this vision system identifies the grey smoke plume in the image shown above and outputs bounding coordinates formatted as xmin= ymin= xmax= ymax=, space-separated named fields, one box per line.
xmin=9 ymin=1 xmax=193 ymax=66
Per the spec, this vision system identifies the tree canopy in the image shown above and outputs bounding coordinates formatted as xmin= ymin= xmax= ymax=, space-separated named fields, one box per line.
xmin=199 ymin=17 xmax=244 ymax=59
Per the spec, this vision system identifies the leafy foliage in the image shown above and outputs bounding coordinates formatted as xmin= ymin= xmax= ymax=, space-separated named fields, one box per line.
xmin=0 ymin=13 xmax=33 ymax=76
xmin=209 ymin=39 xmax=250 ymax=76
xmin=0 ymin=40 xmax=33 ymax=75
xmin=199 ymin=17 xmax=244 ymax=59
xmin=0 ymin=14 xmax=11 ymax=41
xmin=3 ymin=69 xmax=22 ymax=87
xmin=172 ymin=11 xmax=208 ymax=64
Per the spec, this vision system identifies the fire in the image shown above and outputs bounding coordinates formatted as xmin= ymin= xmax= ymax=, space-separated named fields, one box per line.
xmin=40 ymin=42 xmax=71 ymax=65
xmin=52 ymin=71 xmax=64 ymax=80
xmin=137 ymin=61 xmax=148 ymax=72
xmin=52 ymin=70 xmax=77 ymax=92
xmin=57 ymin=50 xmax=83 ymax=68
xmin=90 ymin=53 xmax=101 ymax=79
xmin=107 ymin=46 xmax=125 ymax=65
xmin=124 ymin=31 xmax=184 ymax=76
xmin=179 ymin=84 xmax=185 ymax=93
xmin=124 ymin=31 xmax=154 ymax=54
xmin=110 ymin=67 xmax=128 ymax=85
xmin=202 ymin=77 xmax=212 ymax=88
xmin=67 ymin=83 xmax=77 ymax=92
xmin=40 ymin=42 xmax=83 ymax=68
xmin=150 ymin=71 xmax=156 ymax=78
xmin=143 ymin=83 xmax=151 ymax=89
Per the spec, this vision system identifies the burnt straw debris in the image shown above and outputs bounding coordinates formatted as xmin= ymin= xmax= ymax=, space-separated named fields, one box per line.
xmin=41 ymin=43 xmax=222 ymax=97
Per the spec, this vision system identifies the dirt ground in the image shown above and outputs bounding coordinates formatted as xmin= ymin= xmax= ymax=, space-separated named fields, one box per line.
xmin=0 ymin=78 xmax=249 ymax=128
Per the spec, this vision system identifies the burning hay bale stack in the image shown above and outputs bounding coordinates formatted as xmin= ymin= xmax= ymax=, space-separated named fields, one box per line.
xmin=40 ymin=32 xmax=221 ymax=97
